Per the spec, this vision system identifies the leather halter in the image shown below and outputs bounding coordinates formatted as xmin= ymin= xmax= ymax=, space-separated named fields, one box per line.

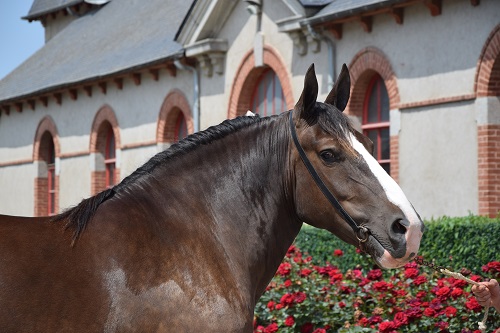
xmin=289 ymin=111 xmax=370 ymax=244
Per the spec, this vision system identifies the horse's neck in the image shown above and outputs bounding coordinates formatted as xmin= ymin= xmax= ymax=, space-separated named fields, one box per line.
xmin=160 ymin=117 xmax=302 ymax=300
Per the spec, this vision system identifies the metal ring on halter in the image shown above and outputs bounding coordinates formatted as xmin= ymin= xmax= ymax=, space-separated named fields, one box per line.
xmin=356 ymin=226 xmax=370 ymax=243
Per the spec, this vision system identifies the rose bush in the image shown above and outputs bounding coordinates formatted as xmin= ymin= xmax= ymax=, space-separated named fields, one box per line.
xmin=254 ymin=245 xmax=500 ymax=333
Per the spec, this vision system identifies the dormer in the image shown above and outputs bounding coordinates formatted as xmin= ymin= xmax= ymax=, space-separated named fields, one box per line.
xmin=23 ymin=0 xmax=111 ymax=42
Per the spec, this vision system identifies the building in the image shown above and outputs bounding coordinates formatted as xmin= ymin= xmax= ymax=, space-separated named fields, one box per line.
xmin=0 ymin=0 xmax=499 ymax=219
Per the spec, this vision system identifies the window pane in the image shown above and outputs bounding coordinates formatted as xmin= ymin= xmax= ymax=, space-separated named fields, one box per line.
xmin=366 ymin=130 xmax=378 ymax=159
xmin=106 ymin=130 xmax=115 ymax=159
xmin=381 ymin=128 xmax=390 ymax=160
xmin=380 ymin=81 xmax=390 ymax=122
xmin=367 ymin=82 xmax=378 ymax=123
xmin=175 ymin=113 xmax=188 ymax=142
xmin=275 ymin=76 xmax=284 ymax=114
xmin=251 ymin=69 xmax=285 ymax=116
xmin=265 ymin=71 xmax=273 ymax=117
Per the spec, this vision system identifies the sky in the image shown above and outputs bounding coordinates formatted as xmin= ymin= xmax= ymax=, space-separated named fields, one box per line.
xmin=0 ymin=1 xmax=44 ymax=80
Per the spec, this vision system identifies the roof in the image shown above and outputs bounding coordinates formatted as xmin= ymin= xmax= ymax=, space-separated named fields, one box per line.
xmin=0 ymin=0 xmax=193 ymax=103
xmin=298 ymin=0 xmax=333 ymax=7
xmin=23 ymin=0 xmax=85 ymax=20
xmin=301 ymin=0 xmax=403 ymax=25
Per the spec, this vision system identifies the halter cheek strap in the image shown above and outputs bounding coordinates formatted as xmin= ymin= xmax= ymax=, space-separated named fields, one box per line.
xmin=289 ymin=111 xmax=370 ymax=244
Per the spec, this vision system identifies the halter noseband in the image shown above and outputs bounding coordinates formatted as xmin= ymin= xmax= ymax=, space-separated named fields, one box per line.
xmin=289 ymin=111 xmax=370 ymax=245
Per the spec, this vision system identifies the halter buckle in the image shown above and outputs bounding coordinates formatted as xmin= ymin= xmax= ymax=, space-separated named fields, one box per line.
xmin=356 ymin=226 xmax=370 ymax=243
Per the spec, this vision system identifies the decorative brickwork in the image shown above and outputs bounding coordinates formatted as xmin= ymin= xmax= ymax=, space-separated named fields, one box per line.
xmin=477 ymin=125 xmax=500 ymax=217
xmin=346 ymin=47 xmax=400 ymax=117
xmin=33 ymin=116 xmax=60 ymax=216
xmin=228 ymin=45 xmax=294 ymax=119
xmin=90 ymin=105 xmax=121 ymax=194
xmin=475 ymin=24 xmax=500 ymax=97
xmin=157 ymin=89 xmax=193 ymax=143
xmin=347 ymin=48 xmax=400 ymax=182
xmin=476 ymin=25 xmax=500 ymax=217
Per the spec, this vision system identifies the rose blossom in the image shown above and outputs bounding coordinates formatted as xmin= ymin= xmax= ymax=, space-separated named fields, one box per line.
xmin=284 ymin=316 xmax=295 ymax=327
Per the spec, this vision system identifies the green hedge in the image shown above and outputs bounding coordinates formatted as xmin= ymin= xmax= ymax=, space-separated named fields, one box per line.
xmin=293 ymin=215 xmax=500 ymax=274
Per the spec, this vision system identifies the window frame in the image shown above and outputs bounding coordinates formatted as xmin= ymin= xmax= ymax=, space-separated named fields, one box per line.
xmin=362 ymin=74 xmax=391 ymax=172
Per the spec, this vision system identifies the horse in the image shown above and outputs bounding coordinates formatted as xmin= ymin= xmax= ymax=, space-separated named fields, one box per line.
xmin=0 ymin=64 xmax=424 ymax=332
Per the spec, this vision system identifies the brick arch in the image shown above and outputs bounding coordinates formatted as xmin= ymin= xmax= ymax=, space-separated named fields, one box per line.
xmin=157 ymin=89 xmax=193 ymax=143
xmin=346 ymin=47 xmax=400 ymax=117
xmin=33 ymin=116 xmax=60 ymax=161
xmin=90 ymin=104 xmax=121 ymax=152
xmin=475 ymin=24 xmax=500 ymax=97
xmin=228 ymin=45 xmax=294 ymax=119
xmin=33 ymin=116 xmax=60 ymax=216
xmin=475 ymin=24 xmax=500 ymax=217
xmin=346 ymin=47 xmax=400 ymax=182
xmin=90 ymin=105 xmax=121 ymax=194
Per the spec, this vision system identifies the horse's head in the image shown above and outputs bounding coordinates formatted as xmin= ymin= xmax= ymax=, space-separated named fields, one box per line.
xmin=291 ymin=64 xmax=424 ymax=269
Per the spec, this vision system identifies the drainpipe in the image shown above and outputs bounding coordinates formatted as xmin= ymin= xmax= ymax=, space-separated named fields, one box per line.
xmin=306 ymin=24 xmax=335 ymax=91
xmin=174 ymin=60 xmax=200 ymax=133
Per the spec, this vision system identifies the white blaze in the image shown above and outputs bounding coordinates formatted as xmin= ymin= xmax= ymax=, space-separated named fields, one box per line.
xmin=350 ymin=133 xmax=423 ymax=268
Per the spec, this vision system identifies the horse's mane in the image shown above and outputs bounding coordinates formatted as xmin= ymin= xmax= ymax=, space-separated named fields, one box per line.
xmin=52 ymin=114 xmax=266 ymax=243
xmin=53 ymin=106 xmax=354 ymax=243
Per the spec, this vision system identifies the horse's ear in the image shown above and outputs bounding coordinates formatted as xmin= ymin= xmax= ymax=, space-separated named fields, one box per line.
xmin=324 ymin=63 xmax=350 ymax=112
xmin=295 ymin=64 xmax=318 ymax=120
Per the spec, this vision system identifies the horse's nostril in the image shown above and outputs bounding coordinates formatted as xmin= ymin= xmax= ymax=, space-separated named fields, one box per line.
xmin=392 ymin=219 xmax=407 ymax=235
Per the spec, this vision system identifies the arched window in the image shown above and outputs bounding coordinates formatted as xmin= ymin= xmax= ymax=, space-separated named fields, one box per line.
xmin=174 ymin=111 xmax=188 ymax=142
xmin=46 ymin=137 xmax=56 ymax=215
xmin=104 ymin=127 xmax=116 ymax=188
xmin=363 ymin=74 xmax=390 ymax=174
xmin=34 ymin=117 xmax=59 ymax=217
xmin=251 ymin=69 xmax=285 ymax=116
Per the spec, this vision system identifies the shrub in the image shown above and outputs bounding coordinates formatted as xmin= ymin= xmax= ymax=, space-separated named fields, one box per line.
xmin=293 ymin=215 xmax=500 ymax=273
xmin=254 ymin=245 xmax=500 ymax=333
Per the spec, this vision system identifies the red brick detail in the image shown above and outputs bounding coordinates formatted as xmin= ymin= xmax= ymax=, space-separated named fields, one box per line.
xmin=228 ymin=45 xmax=294 ymax=119
xmin=346 ymin=47 xmax=400 ymax=117
xmin=478 ymin=125 xmax=500 ymax=217
xmin=390 ymin=135 xmax=399 ymax=184
xmin=33 ymin=116 xmax=60 ymax=161
xmin=475 ymin=24 xmax=500 ymax=97
xmin=90 ymin=105 xmax=121 ymax=194
xmin=157 ymin=89 xmax=193 ymax=143
xmin=33 ymin=116 xmax=60 ymax=217
xmin=89 ymin=105 xmax=121 ymax=153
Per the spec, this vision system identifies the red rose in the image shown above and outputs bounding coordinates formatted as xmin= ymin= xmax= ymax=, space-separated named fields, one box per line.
xmin=277 ymin=262 xmax=292 ymax=276
xmin=444 ymin=306 xmax=457 ymax=317
xmin=413 ymin=275 xmax=427 ymax=285
xmin=451 ymin=287 xmax=463 ymax=298
xmin=294 ymin=291 xmax=307 ymax=303
xmin=338 ymin=301 xmax=346 ymax=308
xmin=284 ymin=279 xmax=292 ymax=288
xmin=284 ymin=316 xmax=295 ymax=327
xmin=267 ymin=300 xmax=275 ymax=310
xmin=465 ymin=297 xmax=482 ymax=312
xmin=404 ymin=267 xmax=420 ymax=279
xmin=378 ymin=321 xmax=395 ymax=332
xmin=264 ymin=323 xmax=278 ymax=333
xmin=435 ymin=286 xmax=451 ymax=298
xmin=367 ymin=269 xmax=382 ymax=280
xmin=312 ymin=329 xmax=326 ymax=333
xmin=333 ymin=249 xmax=343 ymax=257
xmin=373 ymin=281 xmax=389 ymax=292
xmin=423 ymin=308 xmax=436 ymax=317
xmin=393 ymin=312 xmax=408 ymax=327
xmin=280 ymin=293 xmax=294 ymax=306
xmin=299 ymin=268 xmax=312 ymax=277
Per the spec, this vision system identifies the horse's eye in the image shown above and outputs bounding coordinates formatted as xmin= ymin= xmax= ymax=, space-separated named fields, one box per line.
xmin=320 ymin=150 xmax=336 ymax=163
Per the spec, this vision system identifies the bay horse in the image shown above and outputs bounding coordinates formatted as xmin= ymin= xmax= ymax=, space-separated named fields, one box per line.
xmin=0 ymin=64 xmax=423 ymax=332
